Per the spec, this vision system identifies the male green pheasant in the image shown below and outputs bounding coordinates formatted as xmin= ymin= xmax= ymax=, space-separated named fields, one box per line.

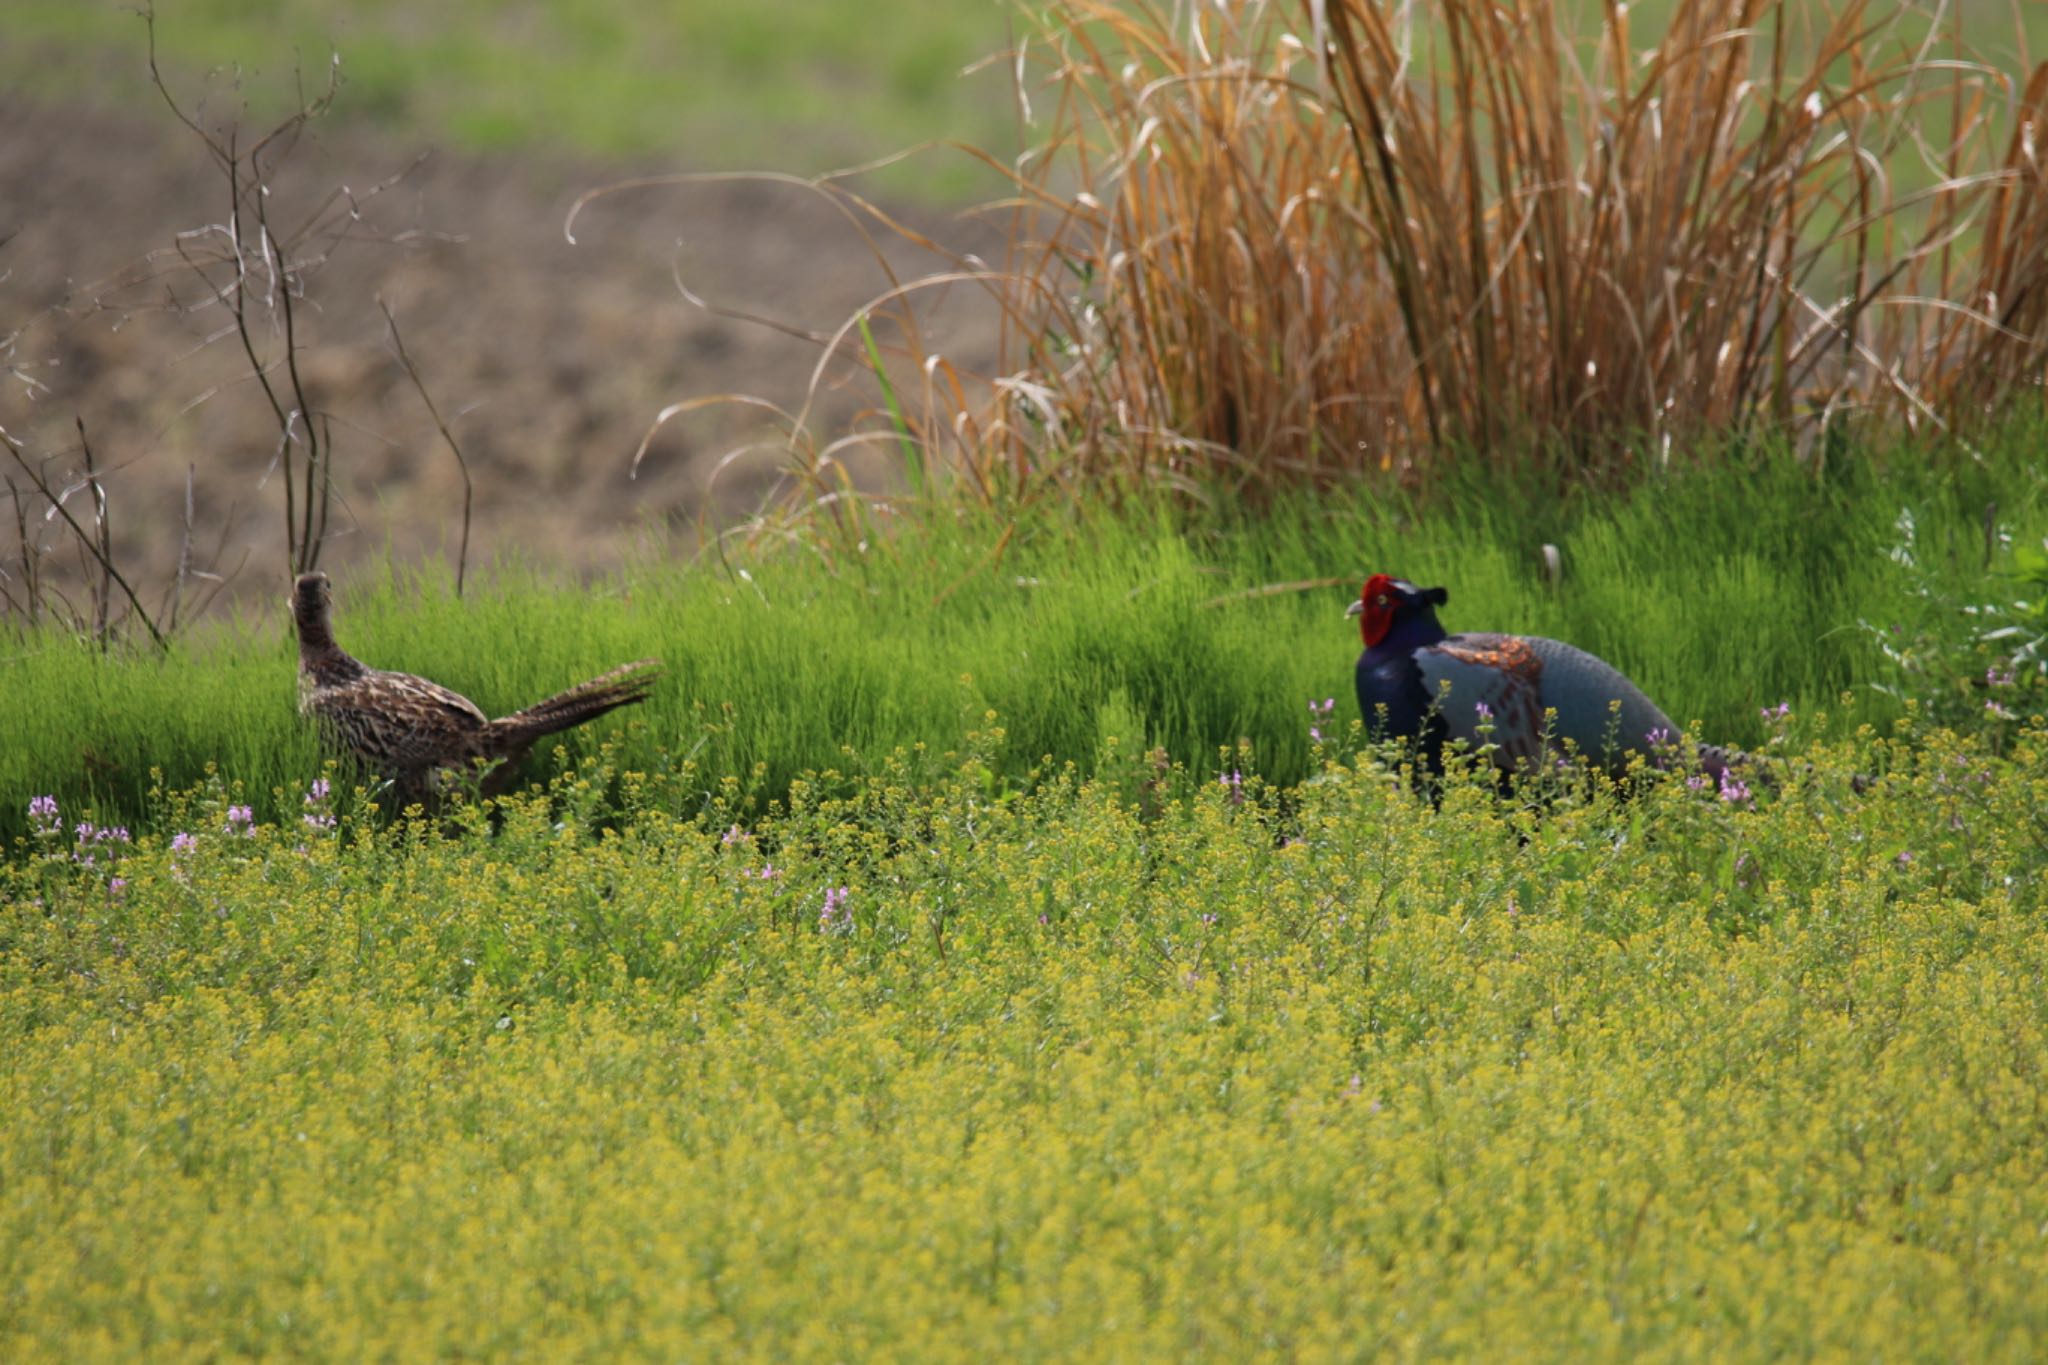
xmin=1349 ymin=573 xmax=1749 ymax=787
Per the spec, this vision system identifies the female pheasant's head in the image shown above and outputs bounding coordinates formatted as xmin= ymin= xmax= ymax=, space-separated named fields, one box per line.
xmin=1345 ymin=573 xmax=1449 ymax=647
xmin=292 ymin=572 xmax=336 ymax=648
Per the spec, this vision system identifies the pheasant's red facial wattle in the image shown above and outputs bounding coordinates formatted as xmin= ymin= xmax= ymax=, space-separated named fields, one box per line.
xmin=1358 ymin=573 xmax=1398 ymax=648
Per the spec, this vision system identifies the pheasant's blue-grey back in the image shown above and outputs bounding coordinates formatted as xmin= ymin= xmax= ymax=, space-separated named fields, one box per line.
xmin=1415 ymin=632 xmax=1679 ymax=774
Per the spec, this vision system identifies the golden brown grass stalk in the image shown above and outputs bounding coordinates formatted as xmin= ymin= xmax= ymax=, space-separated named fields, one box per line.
xmin=667 ymin=0 xmax=2048 ymax=536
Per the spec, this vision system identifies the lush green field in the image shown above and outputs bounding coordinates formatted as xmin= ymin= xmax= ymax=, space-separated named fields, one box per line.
xmin=7 ymin=426 xmax=2047 ymax=1360
xmin=6 ymin=0 xmax=1019 ymax=197
xmin=6 ymin=428 xmax=2045 ymax=1357
xmin=4 ymin=425 xmax=2043 ymax=844
xmin=11 ymin=7 xmax=2048 ymax=1351
xmin=15 ymin=0 xmax=2043 ymax=208
xmin=3 ymin=715 xmax=2045 ymax=1356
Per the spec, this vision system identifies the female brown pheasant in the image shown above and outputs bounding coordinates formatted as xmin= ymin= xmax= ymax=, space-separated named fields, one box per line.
xmin=293 ymin=571 xmax=661 ymax=810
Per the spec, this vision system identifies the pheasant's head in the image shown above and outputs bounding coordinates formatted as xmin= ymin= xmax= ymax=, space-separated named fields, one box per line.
xmin=1346 ymin=573 xmax=1448 ymax=647
xmin=292 ymin=572 xmax=336 ymax=648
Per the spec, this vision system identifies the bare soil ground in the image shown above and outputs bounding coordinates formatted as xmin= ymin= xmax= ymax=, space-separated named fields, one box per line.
xmin=0 ymin=96 xmax=1002 ymax=616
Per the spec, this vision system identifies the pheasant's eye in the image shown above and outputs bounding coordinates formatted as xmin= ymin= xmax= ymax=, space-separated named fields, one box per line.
xmin=1375 ymin=594 xmax=1389 ymax=607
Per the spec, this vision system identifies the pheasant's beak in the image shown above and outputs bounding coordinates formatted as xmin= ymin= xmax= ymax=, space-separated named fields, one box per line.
xmin=1343 ymin=598 xmax=1365 ymax=619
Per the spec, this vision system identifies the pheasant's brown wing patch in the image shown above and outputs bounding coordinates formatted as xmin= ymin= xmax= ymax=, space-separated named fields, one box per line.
xmin=378 ymin=672 xmax=491 ymax=729
xmin=1416 ymin=633 xmax=1547 ymax=769
xmin=308 ymin=671 xmax=489 ymax=777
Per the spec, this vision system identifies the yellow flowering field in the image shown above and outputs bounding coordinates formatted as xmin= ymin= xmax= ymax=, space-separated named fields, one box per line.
xmin=4 ymin=724 xmax=2047 ymax=1360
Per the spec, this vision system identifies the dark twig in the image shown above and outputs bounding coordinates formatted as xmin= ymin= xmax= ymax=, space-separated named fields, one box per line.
xmin=380 ymin=299 xmax=475 ymax=596
xmin=147 ymin=9 xmax=338 ymax=578
xmin=270 ymin=187 xmax=324 ymax=575
xmin=80 ymin=419 xmax=112 ymax=648
xmin=6 ymin=475 xmax=37 ymax=624
xmin=0 ymin=424 xmax=168 ymax=652
xmin=311 ymin=411 xmax=335 ymax=560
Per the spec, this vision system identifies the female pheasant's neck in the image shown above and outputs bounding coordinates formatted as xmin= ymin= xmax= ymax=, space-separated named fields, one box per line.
xmin=297 ymin=617 xmax=366 ymax=683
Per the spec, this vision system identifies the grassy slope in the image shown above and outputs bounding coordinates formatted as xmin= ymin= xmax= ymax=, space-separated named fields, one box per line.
xmin=3 ymin=720 xmax=2045 ymax=1356
xmin=2 ymin=424 xmax=2043 ymax=842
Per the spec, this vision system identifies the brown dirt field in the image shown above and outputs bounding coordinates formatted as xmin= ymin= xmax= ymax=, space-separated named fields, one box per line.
xmin=0 ymin=96 xmax=1003 ymax=618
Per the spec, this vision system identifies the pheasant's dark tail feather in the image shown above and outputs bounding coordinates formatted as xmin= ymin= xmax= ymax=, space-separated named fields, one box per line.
xmin=492 ymin=660 xmax=663 ymax=745
xmin=1696 ymin=741 xmax=1873 ymax=795
xmin=1693 ymin=742 xmax=1759 ymax=784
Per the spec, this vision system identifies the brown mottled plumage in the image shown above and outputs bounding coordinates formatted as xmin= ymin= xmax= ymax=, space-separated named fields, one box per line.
xmin=293 ymin=572 xmax=660 ymax=809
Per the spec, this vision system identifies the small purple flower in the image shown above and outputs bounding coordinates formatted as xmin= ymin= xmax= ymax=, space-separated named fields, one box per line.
xmin=300 ymin=781 xmax=337 ymax=833
xmin=171 ymin=832 xmax=197 ymax=853
xmin=26 ymin=796 xmax=65 ymax=847
xmin=107 ymin=877 xmax=127 ymax=897
xmin=1686 ymin=774 xmax=1710 ymax=793
xmin=818 ymin=885 xmax=852 ymax=933
xmin=1986 ymin=667 xmax=2016 ymax=688
xmin=747 ymin=862 xmax=780 ymax=881
xmin=1760 ymin=700 xmax=1792 ymax=721
xmin=1644 ymin=726 xmax=1673 ymax=748
xmin=1474 ymin=701 xmax=1493 ymax=723
xmin=1308 ymin=697 xmax=1336 ymax=717
xmin=226 ymin=805 xmax=255 ymax=836
xmin=720 ymin=824 xmax=750 ymax=847
xmin=1343 ymin=1074 xmax=1363 ymax=1099
xmin=1718 ymin=770 xmax=1752 ymax=805
xmin=1893 ymin=850 xmax=1914 ymax=868
xmin=1309 ymin=726 xmax=1324 ymax=743
xmin=1198 ymin=912 xmax=1218 ymax=927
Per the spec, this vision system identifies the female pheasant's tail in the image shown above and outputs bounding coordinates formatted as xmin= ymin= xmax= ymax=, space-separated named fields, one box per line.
xmin=485 ymin=659 xmax=664 ymax=753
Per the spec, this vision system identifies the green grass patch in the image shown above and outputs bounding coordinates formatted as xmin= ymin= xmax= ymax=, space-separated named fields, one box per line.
xmin=3 ymin=720 xmax=2045 ymax=1355
xmin=6 ymin=0 xmax=1020 ymax=199
xmin=4 ymin=424 xmax=2045 ymax=843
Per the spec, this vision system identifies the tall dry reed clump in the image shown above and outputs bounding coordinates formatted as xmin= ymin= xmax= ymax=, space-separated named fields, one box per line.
xmin=770 ymin=0 xmax=2048 ymax=515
